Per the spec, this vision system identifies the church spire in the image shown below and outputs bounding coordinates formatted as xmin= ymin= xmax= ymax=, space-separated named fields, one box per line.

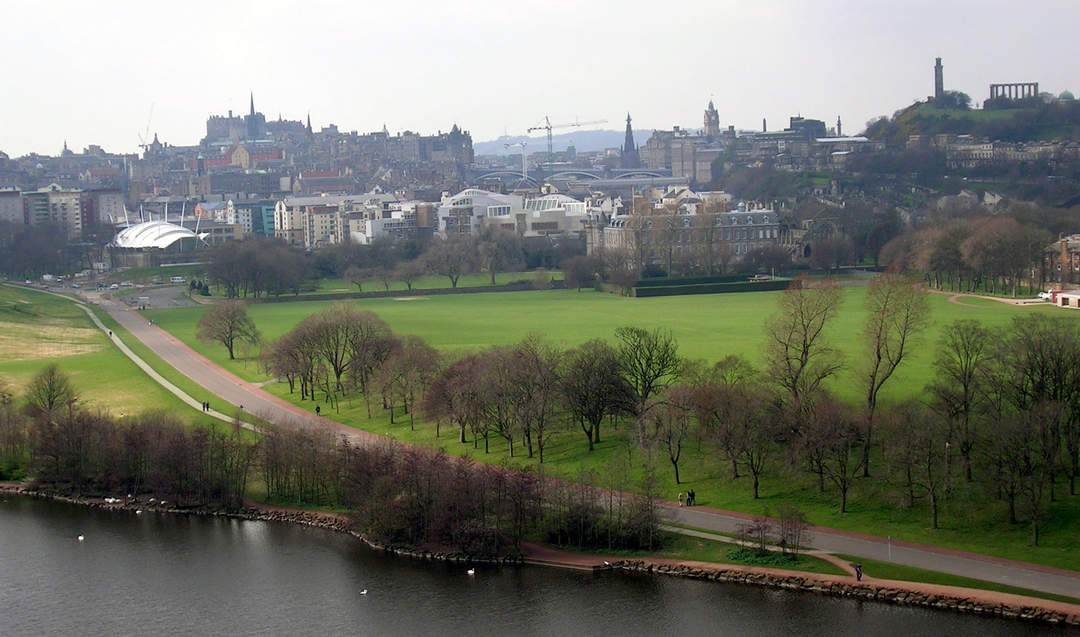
xmin=621 ymin=113 xmax=640 ymax=169
xmin=306 ymin=112 xmax=313 ymax=135
xmin=249 ymin=91 xmax=255 ymax=117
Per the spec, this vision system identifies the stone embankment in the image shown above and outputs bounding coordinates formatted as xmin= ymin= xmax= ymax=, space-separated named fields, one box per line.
xmin=606 ymin=560 xmax=1080 ymax=627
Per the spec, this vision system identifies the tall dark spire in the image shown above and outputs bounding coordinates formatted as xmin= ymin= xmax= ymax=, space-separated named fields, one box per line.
xmin=249 ymin=91 xmax=255 ymax=117
xmin=306 ymin=112 xmax=313 ymax=135
xmin=621 ymin=113 xmax=640 ymax=169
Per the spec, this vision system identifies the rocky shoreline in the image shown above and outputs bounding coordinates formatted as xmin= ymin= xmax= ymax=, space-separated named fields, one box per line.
xmin=607 ymin=560 xmax=1080 ymax=627
xmin=4 ymin=484 xmax=1078 ymax=627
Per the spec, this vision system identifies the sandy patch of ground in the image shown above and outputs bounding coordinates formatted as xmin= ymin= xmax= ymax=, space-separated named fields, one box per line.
xmin=0 ymin=321 xmax=103 ymax=361
xmin=391 ymin=296 xmax=427 ymax=302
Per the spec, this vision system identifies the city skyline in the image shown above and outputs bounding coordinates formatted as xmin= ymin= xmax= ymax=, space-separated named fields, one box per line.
xmin=3 ymin=0 xmax=1078 ymax=157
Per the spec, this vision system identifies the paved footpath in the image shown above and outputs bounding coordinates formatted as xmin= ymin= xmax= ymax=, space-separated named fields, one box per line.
xmin=25 ymin=284 xmax=1080 ymax=599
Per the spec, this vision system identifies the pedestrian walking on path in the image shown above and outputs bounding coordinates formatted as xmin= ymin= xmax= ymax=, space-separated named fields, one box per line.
xmin=854 ymin=563 xmax=863 ymax=581
xmin=678 ymin=492 xmax=685 ymax=507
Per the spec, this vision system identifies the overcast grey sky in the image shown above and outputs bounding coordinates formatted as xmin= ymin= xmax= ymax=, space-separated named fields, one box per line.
xmin=3 ymin=0 xmax=1077 ymax=156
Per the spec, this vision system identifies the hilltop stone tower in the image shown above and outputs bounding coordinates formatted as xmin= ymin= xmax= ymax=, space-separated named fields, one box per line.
xmin=934 ymin=57 xmax=944 ymax=100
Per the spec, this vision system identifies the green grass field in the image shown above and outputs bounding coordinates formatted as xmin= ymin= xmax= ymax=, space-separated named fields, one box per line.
xmin=0 ymin=285 xmax=197 ymax=419
xmin=136 ymin=285 xmax=1080 ymax=573
xmin=313 ymin=270 xmax=559 ymax=295
xmin=143 ymin=285 xmax=1059 ymax=405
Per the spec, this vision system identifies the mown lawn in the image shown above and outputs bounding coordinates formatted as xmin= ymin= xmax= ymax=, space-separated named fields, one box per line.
xmin=144 ymin=285 xmax=1059 ymax=404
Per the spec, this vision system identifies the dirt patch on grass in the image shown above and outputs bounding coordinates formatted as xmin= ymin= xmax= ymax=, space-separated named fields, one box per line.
xmin=0 ymin=321 xmax=103 ymax=361
xmin=391 ymin=297 xmax=428 ymax=302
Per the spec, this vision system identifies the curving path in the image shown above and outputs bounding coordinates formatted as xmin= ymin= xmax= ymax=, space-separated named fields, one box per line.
xmin=12 ymin=284 xmax=1080 ymax=599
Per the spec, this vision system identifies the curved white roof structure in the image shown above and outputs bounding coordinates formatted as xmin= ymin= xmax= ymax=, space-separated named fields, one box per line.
xmin=110 ymin=221 xmax=202 ymax=249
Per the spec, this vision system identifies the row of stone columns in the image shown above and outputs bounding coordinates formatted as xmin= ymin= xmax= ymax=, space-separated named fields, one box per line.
xmin=989 ymin=83 xmax=1039 ymax=100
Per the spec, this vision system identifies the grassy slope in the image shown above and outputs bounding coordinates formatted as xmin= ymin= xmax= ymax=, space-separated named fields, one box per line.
xmin=0 ymin=286 xmax=193 ymax=419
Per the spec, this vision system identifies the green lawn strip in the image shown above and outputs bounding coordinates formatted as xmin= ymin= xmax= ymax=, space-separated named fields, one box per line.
xmin=547 ymin=532 xmax=845 ymax=575
xmin=833 ymin=554 xmax=1080 ymax=606
xmin=314 ymin=270 xmax=561 ymax=294
xmin=145 ymin=286 xmax=1062 ymax=400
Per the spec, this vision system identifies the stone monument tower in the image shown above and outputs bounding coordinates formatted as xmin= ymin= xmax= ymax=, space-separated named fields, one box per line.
xmin=934 ymin=57 xmax=944 ymax=100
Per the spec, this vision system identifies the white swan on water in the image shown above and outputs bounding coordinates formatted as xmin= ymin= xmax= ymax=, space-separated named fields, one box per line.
xmin=77 ymin=535 xmax=84 ymax=542
xmin=466 ymin=568 xmax=475 ymax=576
xmin=359 ymin=590 xmax=368 ymax=595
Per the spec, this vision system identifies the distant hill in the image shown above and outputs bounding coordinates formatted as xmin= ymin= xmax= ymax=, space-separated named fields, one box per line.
xmin=475 ymin=129 xmax=660 ymax=156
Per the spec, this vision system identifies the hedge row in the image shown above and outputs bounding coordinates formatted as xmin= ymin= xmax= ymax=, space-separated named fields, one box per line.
xmin=632 ymin=279 xmax=791 ymax=297
xmin=635 ymin=274 xmax=748 ymax=287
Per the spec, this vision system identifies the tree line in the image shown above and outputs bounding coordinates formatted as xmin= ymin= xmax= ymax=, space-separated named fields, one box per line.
xmin=881 ymin=211 xmax=1052 ymax=296
xmin=0 ymin=364 xmax=663 ymax=554
xmin=206 ymin=228 xmax=587 ymax=299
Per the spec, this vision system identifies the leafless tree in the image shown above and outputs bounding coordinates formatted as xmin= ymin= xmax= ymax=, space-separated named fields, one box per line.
xmin=562 ymin=255 xmax=601 ymax=292
xmin=883 ymin=402 xmax=949 ymax=528
xmin=615 ymin=326 xmax=681 ymax=446
xmin=394 ymin=259 xmax=426 ymax=291
xmin=561 ymin=340 xmax=631 ymax=452
xmin=776 ymin=504 xmax=811 ymax=557
xmin=928 ymin=319 xmax=990 ymax=482
xmin=24 ymin=364 xmax=78 ymax=417
xmin=764 ymin=277 xmax=844 ymax=417
xmin=860 ymin=273 xmax=929 ymax=476
xmin=508 ymin=336 xmax=561 ymax=461
xmin=809 ymin=396 xmax=863 ymax=513
xmin=343 ymin=264 xmax=367 ymax=291
xmin=422 ymin=235 xmax=478 ymax=288
xmin=645 ymin=386 xmax=694 ymax=484
xmin=197 ymin=301 xmax=261 ymax=360
xmin=477 ymin=226 xmax=523 ymax=285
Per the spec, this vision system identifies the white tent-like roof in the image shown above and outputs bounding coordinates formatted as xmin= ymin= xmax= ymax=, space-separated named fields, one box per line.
xmin=110 ymin=221 xmax=203 ymax=249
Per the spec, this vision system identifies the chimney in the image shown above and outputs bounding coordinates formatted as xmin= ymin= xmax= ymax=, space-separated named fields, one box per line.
xmin=762 ymin=118 xmax=767 ymax=132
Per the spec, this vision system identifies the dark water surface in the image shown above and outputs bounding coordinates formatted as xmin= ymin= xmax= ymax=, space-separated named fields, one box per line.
xmin=0 ymin=496 xmax=1061 ymax=636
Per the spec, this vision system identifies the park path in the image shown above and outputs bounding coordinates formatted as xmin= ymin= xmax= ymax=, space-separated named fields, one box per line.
xmin=13 ymin=283 xmax=1080 ymax=599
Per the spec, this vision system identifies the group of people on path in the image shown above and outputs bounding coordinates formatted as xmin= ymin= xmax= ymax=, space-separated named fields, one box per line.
xmin=201 ymin=400 xmax=211 ymax=412
xmin=678 ymin=490 xmax=697 ymax=507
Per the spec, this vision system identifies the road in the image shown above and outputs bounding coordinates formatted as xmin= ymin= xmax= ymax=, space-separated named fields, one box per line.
xmin=22 ymin=283 xmax=1080 ymax=599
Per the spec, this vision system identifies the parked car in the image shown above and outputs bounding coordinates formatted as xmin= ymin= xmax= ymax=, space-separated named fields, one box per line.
xmin=1039 ymin=291 xmax=1053 ymax=300
xmin=109 ymin=283 xmax=119 ymax=290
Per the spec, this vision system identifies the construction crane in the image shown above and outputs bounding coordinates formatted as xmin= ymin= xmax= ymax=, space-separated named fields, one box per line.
xmin=527 ymin=116 xmax=607 ymax=182
xmin=137 ymin=102 xmax=155 ymax=153
xmin=504 ymin=141 xmax=528 ymax=182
